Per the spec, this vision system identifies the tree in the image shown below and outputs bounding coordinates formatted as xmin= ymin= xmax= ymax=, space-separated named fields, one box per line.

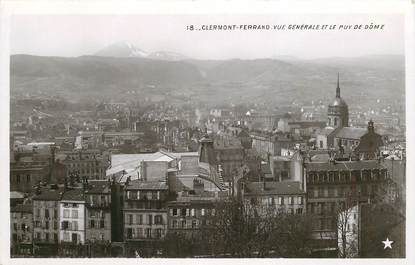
xmin=336 ymin=195 xmax=359 ymax=258
xmin=198 ymin=197 xmax=313 ymax=258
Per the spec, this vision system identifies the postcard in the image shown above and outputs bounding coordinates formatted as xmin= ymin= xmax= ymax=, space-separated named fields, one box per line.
xmin=0 ymin=0 xmax=414 ymax=264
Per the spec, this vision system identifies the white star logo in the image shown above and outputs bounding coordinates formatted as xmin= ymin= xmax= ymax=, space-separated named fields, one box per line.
xmin=382 ymin=238 xmax=393 ymax=249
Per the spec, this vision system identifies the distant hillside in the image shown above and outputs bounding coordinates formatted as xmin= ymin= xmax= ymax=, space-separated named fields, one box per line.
xmin=10 ymin=54 xmax=405 ymax=105
xmin=11 ymin=55 xmax=203 ymax=98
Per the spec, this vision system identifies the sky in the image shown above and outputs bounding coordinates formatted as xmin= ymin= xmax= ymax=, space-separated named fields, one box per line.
xmin=10 ymin=14 xmax=404 ymax=60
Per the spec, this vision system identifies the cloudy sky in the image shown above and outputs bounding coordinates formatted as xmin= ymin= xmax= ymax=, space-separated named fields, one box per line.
xmin=10 ymin=14 xmax=404 ymax=59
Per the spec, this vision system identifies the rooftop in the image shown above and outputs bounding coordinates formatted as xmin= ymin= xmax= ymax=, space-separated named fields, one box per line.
xmin=335 ymin=127 xmax=367 ymax=140
xmin=305 ymin=160 xmax=386 ymax=171
xmin=245 ymin=181 xmax=304 ymax=196
xmin=125 ymin=180 xmax=168 ymax=191
xmin=61 ymin=188 xmax=85 ymax=202
xmin=11 ymin=204 xmax=33 ymax=214
xmin=85 ymin=180 xmax=110 ymax=194
xmin=33 ymin=188 xmax=63 ymax=201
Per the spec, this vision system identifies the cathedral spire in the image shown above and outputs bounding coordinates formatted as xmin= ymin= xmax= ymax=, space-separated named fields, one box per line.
xmin=336 ymin=72 xmax=340 ymax=98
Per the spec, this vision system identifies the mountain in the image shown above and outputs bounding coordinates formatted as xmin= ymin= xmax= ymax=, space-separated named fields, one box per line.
xmin=94 ymin=42 xmax=189 ymax=61
xmin=95 ymin=42 xmax=148 ymax=58
xmin=10 ymin=55 xmax=204 ymax=100
xmin=147 ymin=51 xmax=189 ymax=61
xmin=10 ymin=54 xmax=404 ymax=105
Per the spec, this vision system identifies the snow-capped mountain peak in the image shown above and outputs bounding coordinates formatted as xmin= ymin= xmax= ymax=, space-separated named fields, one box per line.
xmin=94 ymin=42 xmax=190 ymax=61
xmin=94 ymin=41 xmax=148 ymax=58
xmin=147 ymin=51 xmax=188 ymax=61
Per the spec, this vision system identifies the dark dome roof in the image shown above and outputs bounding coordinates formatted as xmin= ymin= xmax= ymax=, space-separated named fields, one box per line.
xmin=330 ymin=97 xmax=348 ymax=107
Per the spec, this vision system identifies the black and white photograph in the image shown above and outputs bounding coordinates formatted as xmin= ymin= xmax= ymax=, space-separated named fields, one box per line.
xmin=1 ymin=1 xmax=413 ymax=262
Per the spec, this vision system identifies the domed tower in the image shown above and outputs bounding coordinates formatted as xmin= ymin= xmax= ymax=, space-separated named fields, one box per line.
xmin=327 ymin=73 xmax=349 ymax=128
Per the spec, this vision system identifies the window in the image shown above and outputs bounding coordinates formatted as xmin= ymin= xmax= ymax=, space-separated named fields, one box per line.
xmin=146 ymin=228 xmax=152 ymax=238
xmin=72 ymin=210 xmax=78 ymax=219
xmin=128 ymin=214 xmax=133 ymax=225
xmin=155 ymin=228 xmax=162 ymax=238
xmin=100 ymin=220 xmax=105 ymax=228
xmin=201 ymin=209 xmax=206 ymax=216
xmin=45 ymin=221 xmax=49 ymax=229
xmin=13 ymin=223 xmax=17 ymax=231
xmin=90 ymin=220 xmax=95 ymax=228
xmin=289 ymin=197 xmax=294 ymax=205
xmin=191 ymin=209 xmax=195 ymax=217
xmin=172 ymin=220 xmax=178 ymax=228
xmin=73 ymin=221 xmax=78 ymax=231
xmin=172 ymin=208 xmax=178 ymax=216
xmin=136 ymin=191 xmax=140 ymax=199
xmin=136 ymin=214 xmax=143 ymax=225
xmin=54 ymin=233 xmax=58 ymax=242
xmin=296 ymin=208 xmax=303 ymax=214
xmin=157 ymin=191 xmax=160 ymax=200
xmin=298 ymin=196 xmax=303 ymax=205
xmin=45 ymin=233 xmax=50 ymax=241
xmin=63 ymin=209 xmax=69 ymax=218
xmin=54 ymin=221 xmax=58 ymax=230
xmin=181 ymin=220 xmax=186 ymax=228
xmin=181 ymin=208 xmax=186 ymax=216
xmin=61 ymin=221 xmax=69 ymax=230
xmin=26 ymin=174 xmax=31 ymax=183
xmin=278 ymin=197 xmax=284 ymax=205
xmin=155 ymin=215 xmax=162 ymax=225
xmin=148 ymin=215 xmax=153 ymax=225
xmin=54 ymin=209 xmax=58 ymax=219
xmin=127 ymin=228 xmax=133 ymax=239
xmin=192 ymin=220 xmax=197 ymax=228
xmin=137 ymin=228 xmax=143 ymax=238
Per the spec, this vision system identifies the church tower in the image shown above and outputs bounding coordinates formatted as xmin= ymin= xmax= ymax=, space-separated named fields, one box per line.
xmin=327 ymin=73 xmax=349 ymax=128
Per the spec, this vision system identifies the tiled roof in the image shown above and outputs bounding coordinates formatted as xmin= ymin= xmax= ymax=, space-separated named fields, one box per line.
xmin=305 ymin=160 xmax=386 ymax=171
xmin=33 ymin=188 xmax=63 ymax=201
xmin=317 ymin=127 xmax=335 ymax=136
xmin=335 ymin=127 xmax=367 ymax=140
xmin=245 ymin=181 xmax=304 ymax=196
xmin=85 ymin=180 xmax=110 ymax=194
xmin=125 ymin=180 xmax=168 ymax=191
xmin=11 ymin=204 xmax=33 ymax=213
xmin=61 ymin=188 xmax=85 ymax=202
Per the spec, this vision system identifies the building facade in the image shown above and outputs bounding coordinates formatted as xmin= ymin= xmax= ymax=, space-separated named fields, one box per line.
xmin=305 ymin=160 xmax=389 ymax=256
xmin=84 ymin=180 xmax=112 ymax=243
xmin=60 ymin=149 xmax=110 ymax=180
xmin=59 ymin=189 xmax=86 ymax=245
xmin=123 ymin=180 xmax=169 ymax=256
xmin=32 ymin=188 xmax=62 ymax=256
xmin=11 ymin=204 xmax=33 ymax=256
